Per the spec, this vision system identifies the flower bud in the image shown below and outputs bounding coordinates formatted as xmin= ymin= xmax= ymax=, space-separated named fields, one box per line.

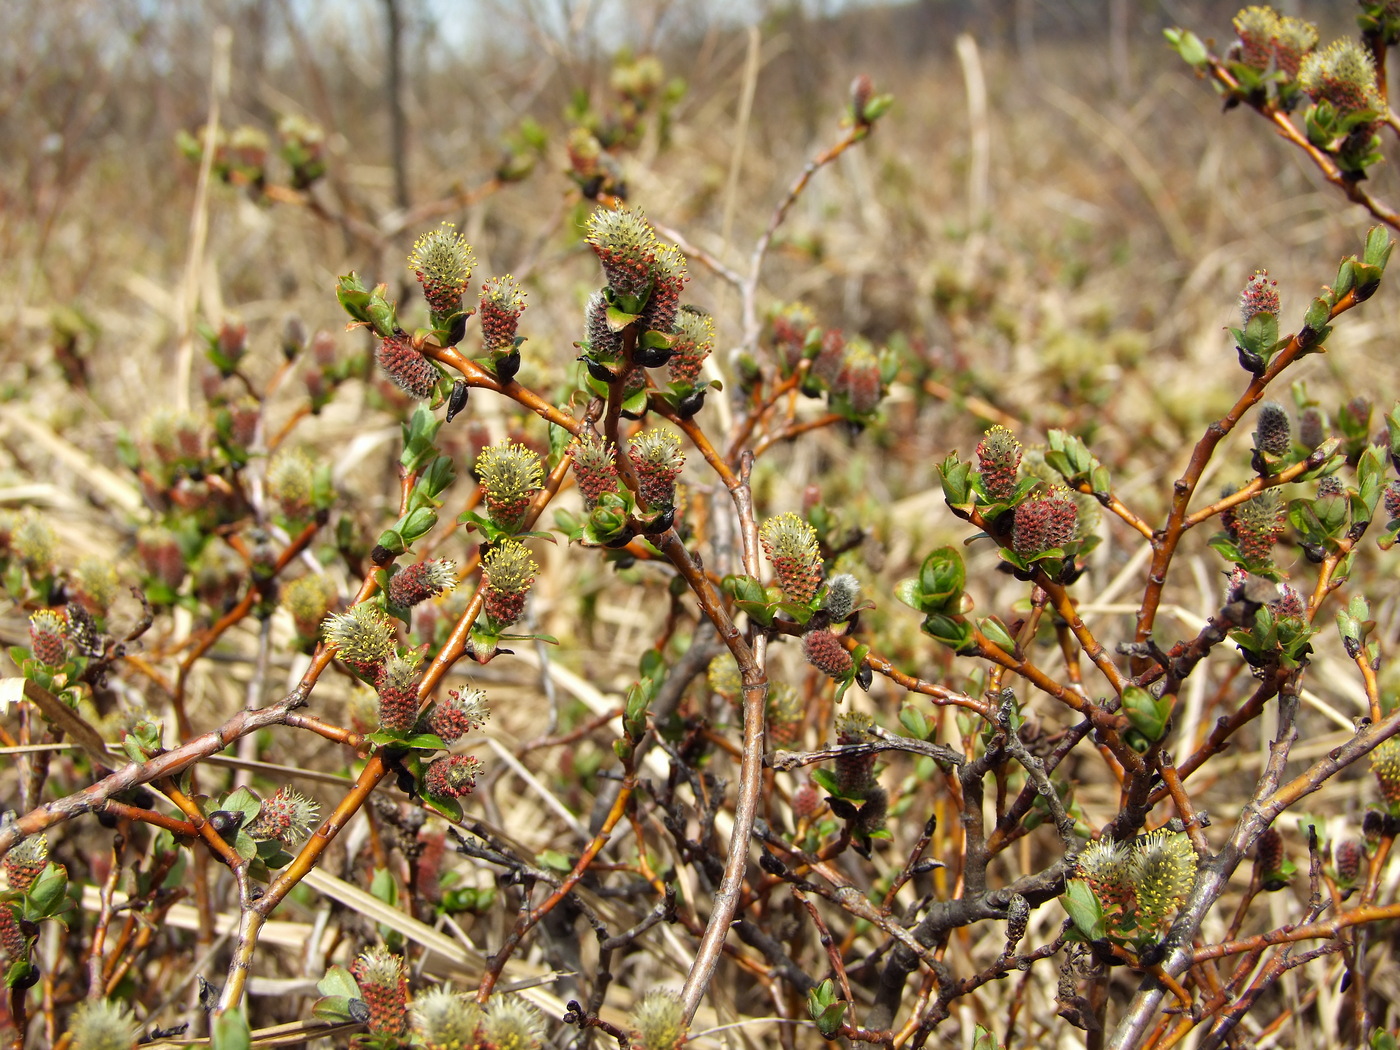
xmin=1230 ymin=490 xmax=1285 ymax=566
xmin=377 ymin=650 xmax=423 ymax=733
xmin=629 ymin=428 xmax=685 ymax=509
xmin=586 ymin=206 xmax=660 ymax=301
xmin=388 ymin=559 xmax=457 ymax=608
xmin=136 ymin=526 xmax=185 ymax=591
xmin=667 ymin=307 xmax=715 ymax=385
xmin=811 ymin=328 xmax=845 ymax=386
xmin=792 ymin=778 xmax=820 ymax=820
xmin=73 ymin=556 xmax=119 ymax=614
xmin=3 ymin=835 xmax=48 ymax=892
xmin=759 ymin=512 xmax=823 ymax=604
xmin=766 ymin=682 xmax=805 ymax=747
xmin=1268 ymin=584 xmax=1304 ymax=620
xmin=977 ymin=425 xmax=1024 ymax=502
xmin=834 ymin=712 xmax=877 ymax=796
xmin=267 ymin=447 xmax=318 ymax=520
xmin=851 ymin=73 xmax=875 ymax=120
xmin=411 ymin=986 xmax=482 ymax=1050
xmin=803 ymin=629 xmax=853 ymax=680
xmin=821 ymin=574 xmax=861 ymax=623
xmin=1334 ymin=838 xmax=1363 ymax=890
xmin=1004 ymin=891 xmax=1030 ymax=947
xmin=1299 ymin=407 xmax=1325 ymax=449
xmin=1239 ymin=269 xmax=1279 ymax=324
xmin=1079 ymin=837 xmax=1135 ymax=913
xmin=1385 ymin=479 xmax=1400 ymax=521
xmin=376 ymin=330 xmax=439 ymax=399
xmin=322 ymin=603 xmax=397 ymax=671
xmin=29 ymin=608 xmax=68 ymax=667
xmin=583 ymin=291 xmax=623 ymax=360
xmin=282 ymin=574 xmax=338 ymax=638
xmin=62 ymin=999 xmax=139 ymax=1050
xmin=246 ymin=787 xmax=319 ymax=848
xmin=629 ymin=989 xmax=687 ymax=1050
xmin=770 ymin=302 xmax=817 ymax=372
xmin=352 ymin=945 xmax=410 ymax=1036
xmin=1299 ymin=39 xmax=1382 ymax=116
xmin=479 ymin=993 xmax=546 ymax=1050
xmin=1128 ymin=830 xmax=1197 ymax=928
xmin=1274 ymin=16 xmax=1318 ymax=79
xmin=423 ymin=754 xmax=484 ymax=799
xmin=428 ymin=687 xmax=490 ymax=743
xmin=706 ymin=654 xmax=741 ymax=705
xmin=13 ymin=514 xmax=56 ymax=577
xmin=1011 ymin=490 xmax=1078 ymax=557
xmin=408 ymin=222 xmax=474 ymax=317
xmin=1232 ymin=6 xmax=1279 ymax=71
xmin=1371 ymin=738 xmax=1400 ymax=806
xmin=833 ymin=337 xmax=883 ymax=415
xmin=476 ymin=443 xmax=544 ymax=533
xmin=1255 ymin=826 xmax=1287 ymax=889
xmin=569 ymin=434 xmax=620 ymax=511
xmin=481 ymin=539 xmax=538 ymax=627
xmin=479 ymin=275 xmax=527 ymax=354
xmin=640 ymin=244 xmax=688 ymax=335
xmin=1253 ymin=401 xmax=1291 ymax=456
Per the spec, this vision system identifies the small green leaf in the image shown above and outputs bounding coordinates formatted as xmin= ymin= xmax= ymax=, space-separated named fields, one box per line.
xmin=604 ymin=306 xmax=641 ymax=332
xmin=212 ymin=1007 xmax=252 ymax=1050
xmin=311 ymin=995 xmax=359 ymax=1023
xmin=370 ymin=867 xmax=398 ymax=907
xmin=899 ymin=705 xmax=929 ymax=740
xmin=810 ymin=767 xmax=842 ymax=797
xmin=20 ymin=864 xmax=68 ymax=921
xmin=1122 ymin=685 xmax=1172 ymax=743
xmin=1164 ymin=27 xmax=1209 ymax=68
xmin=221 ymin=787 xmax=262 ymax=822
xmin=978 ymin=616 xmax=1016 ymax=653
xmin=1062 ymin=878 xmax=1106 ymax=941
xmin=537 ymin=849 xmax=573 ymax=873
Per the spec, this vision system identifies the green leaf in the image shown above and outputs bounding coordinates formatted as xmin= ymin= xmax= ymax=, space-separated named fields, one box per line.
xmin=1298 ymin=298 xmax=1332 ymax=349
xmin=400 ymin=506 xmax=440 ymax=544
xmin=1122 ymin=685 xmax=1172 ymax=743
xmin=919 ymin=546 xmax=965 ymax=607
xmin=860 ymin=93 xmax=894 ymax=123
xmin=311 ymin=995 xmax=359 ymax=1023
xmin=639 ymin=328 xmax=676 ymax=350
xmin=810 ymin=767 xmax=842 ymax=797
xmin=419 ymin=791 xmax=464 ymax=822
xmin=537 ymin=849 xmax=573 ymax=873
xmin=4 ymin=957 xmax=35 ymax=989
xmin=899 ymin=705 xmax=930 ymax=740
xmin=335 ymin=273 xmax=372 ymax=323
xmin=921 ymin=613 xmax=976 ymax=654
xmin=604 ymin=306 xmax=641 ymax=332
xmin=938 ymin=453 xmax=975 ymax=507
xmin=978 ymin=616 xmax=1016 ymax=653
xmin=370 ymin=867 xmax=398 ymax=908
xmin=22 ymin=864 xmax=69 ymax=920
xmin=807 ymin=978 xmax=846 ymax=1038
xmin=221 ymin=787 xmax=263 ymax=823
xmin=1164 ymin=27 xmax=1209 ymax=68
xmin=1061 ymin=878 xmax=1106 ymax=941
xmin=212 ymin=1006 xmax=252 ymax=1050
xmin=893 ymin=577 xmax=924 ymax=612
